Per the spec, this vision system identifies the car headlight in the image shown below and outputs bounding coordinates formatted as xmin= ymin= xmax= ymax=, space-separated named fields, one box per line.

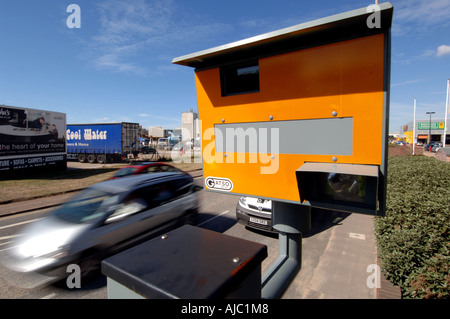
xmin=34 ymin=245 xmax=70 ymax=260
xmin=239 ymin=197 xmax=248 ymax=208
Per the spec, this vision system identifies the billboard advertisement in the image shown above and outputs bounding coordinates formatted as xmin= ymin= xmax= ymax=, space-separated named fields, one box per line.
xmin=418 ymin=122 xmax=445 ymax=130
xmin=0 ymin=105 xmax=66 ymax=171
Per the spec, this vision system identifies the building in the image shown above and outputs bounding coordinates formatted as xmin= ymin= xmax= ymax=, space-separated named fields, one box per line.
xmin=181 ymin=109 xmax=199 ymax=142
xmin=147 ymin=111 xmax=199 ymax=149
xmin=148 ymin=126 xmax=165 ymax=138
xmin=399 ymin=119 xmax=449 ymax=145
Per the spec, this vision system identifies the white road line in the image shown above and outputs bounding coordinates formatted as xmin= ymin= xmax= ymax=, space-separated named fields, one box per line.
xmin=0 ymin=244 xmax=18 ymax=253
xmin=0 ymin=234 xmax=20 ymax=241
xmin=0 ymin=218 xmax=40 ymax=231
xmin=0 ymin=241 xmax=12 ymax=247
xmin=0 ymin=234 xmax=20 ymax=253
xmin=349 ymin=233 xmax=366 ymax=240
xmin=41 ymin=293 xmax=56 ymax=299
xmin=197 ymin=210 xmax=230 ymax=227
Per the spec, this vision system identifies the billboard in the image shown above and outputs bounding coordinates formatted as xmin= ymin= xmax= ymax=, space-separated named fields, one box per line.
xmin=0 ymin=105 xmax=66 ymax=171
xmin=418 ymin=122 xmax=445 ymax=130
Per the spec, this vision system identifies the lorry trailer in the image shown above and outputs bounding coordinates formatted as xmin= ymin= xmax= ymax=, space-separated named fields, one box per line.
xmin=66 ymin=122 xmax=139 ymax=163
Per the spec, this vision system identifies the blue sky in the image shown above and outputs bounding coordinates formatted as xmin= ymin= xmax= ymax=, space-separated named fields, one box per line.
xmin=0 ymin=0 xmax=449 ymax=133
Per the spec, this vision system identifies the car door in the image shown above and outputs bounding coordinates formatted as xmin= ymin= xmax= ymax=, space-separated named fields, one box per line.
xmin=86 ymin=184 xmax=166 ymax=251
xmin=86 ymin=177 xmax=196 ymax=254
xmin=155 ymin=177 xmax=195 ymax=222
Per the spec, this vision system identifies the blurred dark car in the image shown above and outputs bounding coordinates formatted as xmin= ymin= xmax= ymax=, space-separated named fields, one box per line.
xmin=3 ymin=172 xmax=201 ymax=283
xmin=111 ymin=162 xmax=185 ymax=179
xmin=138 ymin=146 xmax=157 ymax=154
xmin=424 ymin=141 xmax=439 ymax=151
xmin=431 ymin=142 xmax=443 ymax=153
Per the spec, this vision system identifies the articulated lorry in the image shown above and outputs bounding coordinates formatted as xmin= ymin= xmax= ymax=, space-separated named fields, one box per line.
xmin=0 ymin=105 xmax=67 ymax=172
xmin=66 ymin=122 xmax=140 ymax=163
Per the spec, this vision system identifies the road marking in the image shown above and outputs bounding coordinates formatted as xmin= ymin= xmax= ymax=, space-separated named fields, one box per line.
xmin=0 ymin=244 xmax=18 ymax=253
xmin=197 ymin=210 xmax=230 ymax=227
xmin=0 ymin=234 xmax=20 ymax=241
xmin=0 ymin=241 xmax=12 ymax=247
xmin=349 ymin=233 xmax=366 ymax=240
xmin=0 ymin=218 xmax=40 ymax=230
xmin=0 ymin=234 xmax=20 ymax=252
xmin=41 ymin=293 xmax=56 ymax=299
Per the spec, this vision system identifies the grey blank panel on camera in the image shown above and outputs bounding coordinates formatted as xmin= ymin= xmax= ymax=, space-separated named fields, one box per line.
xmin=214 ymin=117 xmax=353 ymax=155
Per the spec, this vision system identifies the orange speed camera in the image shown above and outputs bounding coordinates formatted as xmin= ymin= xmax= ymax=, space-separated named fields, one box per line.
xmin=173 ymin=3 xmax=393 ymax=216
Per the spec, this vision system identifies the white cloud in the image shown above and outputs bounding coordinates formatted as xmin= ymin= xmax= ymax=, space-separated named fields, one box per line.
xmin=395 ymin=0 xmax=450 ymax=26
xmin=436 ymin=45 xmax=450 ymax=57
xmin=87 ymin=0 xmax=233 ymax=76
xmin=94 ymin=115 xmax=132 ymax=123
xmin=99 ymin=1 xmax=172 ymax=43
xmin=393 ymin=0 xmax=450 ymax=36
xmin=94 ymin=117 xmax=112 ymax=123
xmin=94 ymin=53 xmax=146 ymax=75
xmin=88 ymin=0 xmax=173 ymax=75
xmin=391 ymin=79 xmax=427 ymax=87
xmin=393 ymin=49 xmax=437 ymax=64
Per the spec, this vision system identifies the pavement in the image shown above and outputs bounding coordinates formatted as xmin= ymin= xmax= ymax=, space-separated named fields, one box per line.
xmin=1 ymin=192 xmax=77 ymax=217
xmin=0 ymin=169 xmax=401 ymax=299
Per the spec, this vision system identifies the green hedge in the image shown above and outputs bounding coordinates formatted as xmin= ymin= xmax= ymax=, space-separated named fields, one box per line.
xmin=374 ymin=156 xmax=449 ymax=299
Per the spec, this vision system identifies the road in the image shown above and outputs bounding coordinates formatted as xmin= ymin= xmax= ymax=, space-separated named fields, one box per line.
xmin=0 ymin=178 xmax=272 ymax=299
xmin=0 ymin=176 xmax=379 ymax=299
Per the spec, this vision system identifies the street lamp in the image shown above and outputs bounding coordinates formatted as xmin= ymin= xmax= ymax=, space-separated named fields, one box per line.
xmin=426 ymin=111 xmax=435 ymax=145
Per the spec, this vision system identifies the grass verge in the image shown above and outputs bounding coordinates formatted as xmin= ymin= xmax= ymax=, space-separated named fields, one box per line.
xmin=0 ymin=161 xmax=202 ymax=204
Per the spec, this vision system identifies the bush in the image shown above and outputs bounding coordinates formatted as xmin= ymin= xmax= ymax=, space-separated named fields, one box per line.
xmin=374 ymin=156 xmax=450 ymax=299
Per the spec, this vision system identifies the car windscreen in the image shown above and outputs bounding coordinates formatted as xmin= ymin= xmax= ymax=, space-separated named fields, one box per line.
xmin=52 ymin=189 xmax=119 ymax=224
xmin=114 ymin=167 xmax=138 ymax=177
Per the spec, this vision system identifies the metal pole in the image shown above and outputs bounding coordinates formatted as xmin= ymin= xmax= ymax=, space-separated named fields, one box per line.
xmin=429 ymin=114 xmax=431 ymax=143
xmin=261 ymin=201 xmax=311 ymax=299
xmin=444 ymin=79 xmax=449 ymax=147
xmin=426 ymin=111 xmax=435 ymax=145
xmin=413 ymin=98 xmax=416 ymax=155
